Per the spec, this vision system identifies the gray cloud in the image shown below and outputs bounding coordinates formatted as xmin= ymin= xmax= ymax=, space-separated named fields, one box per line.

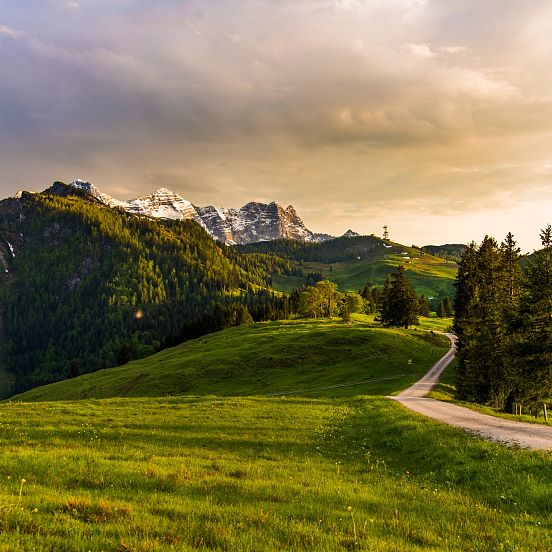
xmin=1 ymin=1 xmax=551 ymax=249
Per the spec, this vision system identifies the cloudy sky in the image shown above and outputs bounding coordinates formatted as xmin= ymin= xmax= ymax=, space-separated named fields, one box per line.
xmin=1 ymin=0 xmax=551 ymax=250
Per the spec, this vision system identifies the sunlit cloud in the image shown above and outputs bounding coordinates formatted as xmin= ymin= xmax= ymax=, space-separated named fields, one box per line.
xmin=0 ymin=0 xmax=551 ymax=250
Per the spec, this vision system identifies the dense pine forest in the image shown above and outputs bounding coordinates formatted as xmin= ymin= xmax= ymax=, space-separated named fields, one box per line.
xmin=421 ymin=244 xmax=467 ymax=263
xmin=0 ymin=184 xmax=295 ymax=392
xmin=236 ymin=234 xmax=387 ymax=263
xmin=454 ymin=227 xmax=552 ymax=415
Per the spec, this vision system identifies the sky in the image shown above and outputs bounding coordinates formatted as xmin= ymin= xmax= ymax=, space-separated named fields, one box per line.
xmin=1 ymin=0 xmax=552 ymax=251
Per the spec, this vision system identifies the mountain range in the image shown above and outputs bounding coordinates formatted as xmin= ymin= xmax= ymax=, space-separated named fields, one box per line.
xmin=69 ymin=180 xmax=334 ymax=245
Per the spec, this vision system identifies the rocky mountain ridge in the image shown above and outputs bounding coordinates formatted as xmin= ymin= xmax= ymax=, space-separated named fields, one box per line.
xmin=68 ymin=180 xmax=334 ymax=245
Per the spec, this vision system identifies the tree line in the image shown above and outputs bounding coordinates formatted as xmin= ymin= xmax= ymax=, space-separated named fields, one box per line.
xmin=454 ymin=227 xmax=551 ymax=415
xmin=293 ymin=265 xmax=452 ymax=325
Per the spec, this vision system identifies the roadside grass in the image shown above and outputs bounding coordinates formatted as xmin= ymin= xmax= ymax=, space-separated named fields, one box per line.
xmin=11 ymin=319 xmax=449 ymax=402
xmin=0 ymin=396 xmax=549 ymax=551
xmin=427 ymin=360 xmax=552 ymax=427
xmin=351 ymin=313 xmax=453 ymax=333
xmin=414 ymin=316 xmax=452 ymax=332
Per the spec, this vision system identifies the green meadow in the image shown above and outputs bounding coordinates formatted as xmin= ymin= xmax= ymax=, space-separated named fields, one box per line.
xmin=1 ymin=319 xmax=550 ymax=550
xmin=272 ymin=247 xmax=457 ymax=297
xmin=1 ymin=396 xmax=550 ymax=551
xmin=13 ymin=318 xmax=449 ymax=402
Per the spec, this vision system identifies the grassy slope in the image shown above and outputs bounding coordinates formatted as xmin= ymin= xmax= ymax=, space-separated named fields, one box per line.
xmin=0 ymin=395 xmax=550 ymax=551
xmin=12 ymin=318 xmax=450 ymax=402
xmin=272 ymin=247 xmax=457 ymax=296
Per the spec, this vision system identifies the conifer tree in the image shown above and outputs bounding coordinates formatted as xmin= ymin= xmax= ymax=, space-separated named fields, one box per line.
xmin=454 ymin=234 xmax=523 ymax=408
xmin=418 ymin=295 xmax=431 ymax=317
xmin=512 ymin=225 xmax=552 ymax=408
xmin=378 ymin=266 xmax=419 ymax=328
xmin=500 ymin=232 xmax=522 ymax=303
xmin=454 ymin=238 xmax=508 ymax=405
xmin=442 ymin=296 xmax=453 ymax=316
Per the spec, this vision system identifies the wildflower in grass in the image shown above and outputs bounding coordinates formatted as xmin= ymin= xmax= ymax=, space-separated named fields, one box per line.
xmin=17 ymin=478 xmax=26 ymax=504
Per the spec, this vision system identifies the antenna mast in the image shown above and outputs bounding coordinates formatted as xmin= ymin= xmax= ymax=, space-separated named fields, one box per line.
xmin=383 ymin=225 xmax=389 ymax=240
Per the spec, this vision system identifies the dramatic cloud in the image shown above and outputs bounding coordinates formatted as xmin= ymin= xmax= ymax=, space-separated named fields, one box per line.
xmin=1 ymin=0 xmax=551 ymax=249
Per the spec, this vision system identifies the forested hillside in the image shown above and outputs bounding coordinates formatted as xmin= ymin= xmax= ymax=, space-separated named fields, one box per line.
xmin=422 ymin=244 xmax=467 ymax=262
xmin=0 ymin=183 xmax=293 ymax=393
xmin=236 ymin=235 xmax=386 ymax=263
xmin=454 ymin=228 xmax=551 ymax=415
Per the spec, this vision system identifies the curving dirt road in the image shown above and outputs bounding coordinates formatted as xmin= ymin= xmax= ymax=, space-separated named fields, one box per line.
xmin=391 ymin=334 xmax=552 ymax=451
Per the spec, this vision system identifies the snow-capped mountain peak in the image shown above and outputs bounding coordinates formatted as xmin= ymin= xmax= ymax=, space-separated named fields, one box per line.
xmin=67 ymin=180 xmax=332 ymax=244
xmin=70 ymin=179 xmax=118 ymax=206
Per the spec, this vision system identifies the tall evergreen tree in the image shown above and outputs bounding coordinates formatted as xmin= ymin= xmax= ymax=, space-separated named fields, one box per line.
xmin=378 ymin=266 xmax=419 ymax=328
xmin=418 ymin=295 xmax=431 ymax=317
xmin=500 ymin=232 xmax=522 ymax=302
xmin=454 ymin=238 xmax=511 ymax=406
xmin=512 ymin=225 xmax=552 ymax=408
xmin=454 ymin=233 xmax=524 ymax=409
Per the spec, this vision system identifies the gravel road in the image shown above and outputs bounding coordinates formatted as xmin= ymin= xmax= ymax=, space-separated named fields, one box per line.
xmin=391 ymin=334 xmax=552 ymax=451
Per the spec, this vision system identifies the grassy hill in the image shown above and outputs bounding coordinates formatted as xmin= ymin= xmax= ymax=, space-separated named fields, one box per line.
xmin=239 ymin=236 xmax=458 ymax=298
xmin=12 ymin=317 xmax=450 ymax=402
xmin=273 ymin=246 xmax=457 ymax=297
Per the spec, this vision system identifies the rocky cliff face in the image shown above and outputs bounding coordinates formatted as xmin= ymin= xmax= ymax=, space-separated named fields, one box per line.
xmin=196 ymin=202 xmax=317 ymax=244
xmin=67 ymin=180 xmax=330 ymax=245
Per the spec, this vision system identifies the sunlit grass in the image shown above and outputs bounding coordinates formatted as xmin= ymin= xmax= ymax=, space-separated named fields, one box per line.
xmin=271 ymin=250 xmax=457 ymax=297
xmin=2 ymin=318 xmax=550 ymax=550
xmin=0 ymin=396 xmax=549 ymax=550
xmin=12 ymin=318 xmax=449 ymax=402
